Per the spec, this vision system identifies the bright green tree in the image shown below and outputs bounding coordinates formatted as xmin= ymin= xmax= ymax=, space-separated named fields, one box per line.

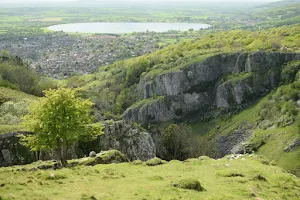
xmin=23 ymin=87 xmax=101 ymax=167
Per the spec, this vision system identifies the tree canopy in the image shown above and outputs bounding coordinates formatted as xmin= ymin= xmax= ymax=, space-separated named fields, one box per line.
xmin=22 ymin=87 xmax=102 ymax=166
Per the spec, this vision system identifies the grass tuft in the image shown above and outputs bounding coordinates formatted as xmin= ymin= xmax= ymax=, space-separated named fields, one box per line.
xmin=253 ymin=174 xmax=268 ymax=182
xmin=145 ymin=157 xmax=167 ymax=166
xmin=171 ymin=178 xmax=205 ymax=191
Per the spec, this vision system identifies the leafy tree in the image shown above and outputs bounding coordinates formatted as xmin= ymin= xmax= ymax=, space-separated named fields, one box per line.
xmin=22 ymin=87 xmax=102 ymax=167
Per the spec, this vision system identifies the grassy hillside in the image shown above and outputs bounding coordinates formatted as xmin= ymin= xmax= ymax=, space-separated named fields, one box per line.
xmin=0 ymin=87 xmax=38 ymax=133
xmin=0 ymin=155 xmax=299 ymax=200
xmin=0 ymin=53 xmax=59 ymax=134
xmin=0 ymin=87 xmax=37 ymax=102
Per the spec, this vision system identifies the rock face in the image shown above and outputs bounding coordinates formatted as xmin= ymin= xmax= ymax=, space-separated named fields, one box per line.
xmin=124 ymin=52 xmax=300 ymax=123
xmin=216 ymin=122 xmax=254 ymax=158
xmin=0 ymin=121 xmax=156 ymax=167
xmin=99 ymin=120 xmax=156 ymax=161
xmin=0 ymin=132 xmax=36 ymax=167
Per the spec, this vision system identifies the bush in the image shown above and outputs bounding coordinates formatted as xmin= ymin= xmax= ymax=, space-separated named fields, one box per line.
xmin=171 ymin=178 xmax=205 ymax=191
xmin=130 ymin=160 xmax=143 ymax=165
xmin=145 ymin=157 xmax=167 ymax=166
xmin=0 ymin=101 xmax=29 ymax=125
xmin=161 ymin=124 xmax=202 ymax=161
xmin=257 ymin=82 xmax=300 ymax=125
xmin=82 ymin=150 xmax=128 ymax=166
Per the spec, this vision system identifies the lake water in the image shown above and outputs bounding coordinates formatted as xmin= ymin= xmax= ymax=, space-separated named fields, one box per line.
xmin=48 ymin=22 xmax=211 ymax=34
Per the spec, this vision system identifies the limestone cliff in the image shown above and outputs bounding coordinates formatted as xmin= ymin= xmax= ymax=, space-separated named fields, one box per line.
xmin=123 ymin=52 xmax=300 ymax=123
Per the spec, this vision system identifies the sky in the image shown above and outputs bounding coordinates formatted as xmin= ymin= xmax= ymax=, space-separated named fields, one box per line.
xmin=0 ymin=0 xmax=282 ymax=7
xmin=1 ymin=0 xmax=280 ymax=2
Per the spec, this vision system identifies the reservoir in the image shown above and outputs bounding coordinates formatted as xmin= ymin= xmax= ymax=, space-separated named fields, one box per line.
xmin=48 ymin=22 xmax=211 ymax=34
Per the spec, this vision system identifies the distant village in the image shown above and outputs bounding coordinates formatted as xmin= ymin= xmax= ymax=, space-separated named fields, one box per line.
xmin=0 ymin=32 xmax=160 ymax=78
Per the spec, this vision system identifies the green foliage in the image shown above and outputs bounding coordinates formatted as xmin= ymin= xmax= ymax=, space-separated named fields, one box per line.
xmin=125 ymin=57 xmax=150 ymax=87
xmin=171 ymin=178 xmax=205 ymax=191
xmin=217 ymin=170 xmax=245 ymax=177
xmin=37 ymin=77 xmax=60 ymax=93
xmin=22 ymin=87 xmax=102 ymax=166
xmin=162 ymin=124 xmax=202 ymax=161
xmin=114 ymin=88 xmax=136 ymax=114
xmin=81 ymin=150 xmax=128 ymax=166
xmin=281 ymin=60 xmax=300 ymax=84
xmin=0 ymin=61 xmax=39 ymax=95
xmin=0 ymin=78 xmax=18 ymax=90
xmin=77 ymin=24 xmax=300 ymax=117
xmin=0 ymin=52 xmax=41 ymax=95
xmin=145 ymin=157 xmax=167 ymax=166
xmin=258 ymin=81 xmax=300 ymax=126
xmin=0 ymin=101 xmax=29 ymax=125
xmin=0 ymin=87 xmax=37 ymax=133
xmin=130 ymin=160 xmax=143 ymax=165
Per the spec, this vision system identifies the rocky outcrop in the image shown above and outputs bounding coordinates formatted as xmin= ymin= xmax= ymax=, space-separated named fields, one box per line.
xmin=0 ymin=132 xmax=36 ymax=167
xmin=124 ymin=52 xmax=300 ymax=123
xmin=216 ymin=122 xmax=254 ymax=157
xmin=99 ymin=120 xmax=156 ymax=161
xmin=0 ymin=121 xmax=156 ymax=167
xmin=284 ymin=140 xmax=300 ymax=152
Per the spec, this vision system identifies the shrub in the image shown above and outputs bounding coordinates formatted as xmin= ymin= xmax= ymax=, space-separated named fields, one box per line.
xmin=161 ymin=124 xmax=202 ymax=160
xmin=217 ymin=170 xmax=245 ymax=177
xmin=145 ymin=157 xmax=167 ymax=166
xmin=130 ymin=160 xmax=143 ymax=165
xmin=0 ymin=101 xmax=29 ymax=125
xmin=171 ymin=178 xmax=205 ymax=191
xmin=82 ymin=150 xmax=128 ymax=166
xmin=257 ymin=82 xmax=300 ymax=126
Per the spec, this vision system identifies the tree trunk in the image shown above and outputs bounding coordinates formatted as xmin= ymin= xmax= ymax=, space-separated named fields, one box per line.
xmin=60 ymin=145 xmax=68 ymax=167
xmin=56 ymin=146 xmax=67 ymax=168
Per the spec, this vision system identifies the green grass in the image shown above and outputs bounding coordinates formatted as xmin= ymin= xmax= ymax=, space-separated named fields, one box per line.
xmin=249 ymin=125 xmax=300 ymax=176
xmin=0 ymin=87 xmax=38 ymax=102
xmin=0 ymin=154 xmax=299 ymax=200
xmin=0 ymin=125 xmax=27 ymax=134
xmin=129 ymin=96 xmax=165 ymax=109
xmin=0 ymin=87 xmax=37 ymax=134
xmin=225 ymin=72 xmax=253 ymax=83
